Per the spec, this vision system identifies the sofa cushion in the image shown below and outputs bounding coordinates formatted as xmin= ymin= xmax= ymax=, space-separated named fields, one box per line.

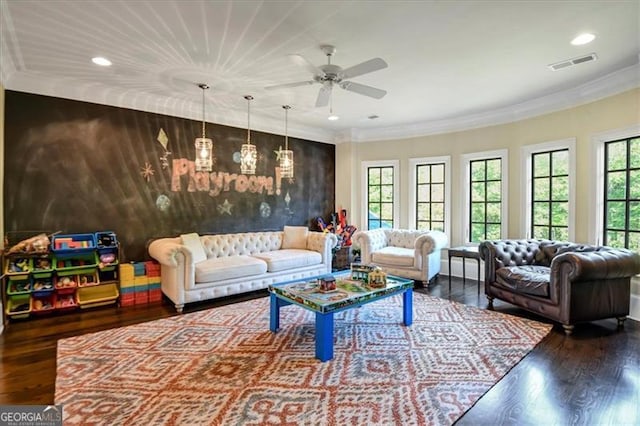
xmin=252 ymin=249 xmax=322 ymax=272
xmin=181 ymin=233 xmax=207 ymax=264
xmin=496 ymin=265 xmax=550 ymax=297
xmin=195 ymin=255 xmax=267 ymax=283
xmin=371 ymin=246 xmax=415 ymax=267
xmin=282 ymin=226 xmax=308 ymax=249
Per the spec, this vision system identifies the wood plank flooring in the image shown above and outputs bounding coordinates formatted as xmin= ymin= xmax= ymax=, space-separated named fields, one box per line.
xmin=1 ymin=276 xmax=638 ymax=425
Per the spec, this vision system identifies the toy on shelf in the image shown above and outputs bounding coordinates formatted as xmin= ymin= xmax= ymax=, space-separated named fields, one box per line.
xmin=6 ymin=258 xmax=31 ymax=274
xmin=33 ymin=257 xmax=52 ymax=271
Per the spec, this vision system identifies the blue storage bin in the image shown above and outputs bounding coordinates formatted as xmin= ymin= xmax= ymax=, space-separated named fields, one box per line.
xmin=52 ymin=233 xmax=96 ymax=254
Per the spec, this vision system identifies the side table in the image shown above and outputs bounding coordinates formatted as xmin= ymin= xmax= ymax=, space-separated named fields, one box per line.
xmin=447 ymin=246 xmax=481 ymax=294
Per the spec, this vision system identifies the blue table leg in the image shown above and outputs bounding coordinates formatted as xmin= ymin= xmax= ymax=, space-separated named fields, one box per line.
xmin=315 ymin=312 xmax=334 ymax=361
xmin=270 ymin=293 xmax=280 ymax=332
xmin=403 ymin=288 xmax=413 ymax=326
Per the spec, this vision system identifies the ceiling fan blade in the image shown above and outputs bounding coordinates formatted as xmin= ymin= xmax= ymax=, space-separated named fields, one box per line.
xmin=315 ymin=84 xmax=331 ymax=107
xmin=288 ymin=54 xmax=325 ymax=77
xmin=340 ymin=58 xmax=388 ymax=80
xmin=339 ymin=81 xmax=387 ymax=99
xmin=264 ymin=80 xmax=314 ymax=90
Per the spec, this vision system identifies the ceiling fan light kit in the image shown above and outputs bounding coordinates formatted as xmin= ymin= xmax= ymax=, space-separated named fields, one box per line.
xmin=265 ymin=44 xmax=388 ymax=111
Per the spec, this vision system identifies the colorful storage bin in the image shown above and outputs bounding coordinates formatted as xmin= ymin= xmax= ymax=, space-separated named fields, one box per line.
xmin=51 ymin=233 xmax=96 ymax=253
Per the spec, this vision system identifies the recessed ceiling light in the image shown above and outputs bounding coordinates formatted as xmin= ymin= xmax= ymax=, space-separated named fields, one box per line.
xmin=571 ymin=33 xmax=595 ymax=46
xmin=92 ymin=56 xmax=112 ymax=66
xmin=328 ymin=114 xmax=339 ymax=121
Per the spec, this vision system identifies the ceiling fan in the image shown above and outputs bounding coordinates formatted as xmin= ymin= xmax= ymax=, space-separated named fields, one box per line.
xmin=265 ymin=45 xmax=388 ymax=107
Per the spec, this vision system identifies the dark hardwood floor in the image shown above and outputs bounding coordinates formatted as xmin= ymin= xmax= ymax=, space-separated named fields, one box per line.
xmin=1 ymin=276 xmax=638 ymax=425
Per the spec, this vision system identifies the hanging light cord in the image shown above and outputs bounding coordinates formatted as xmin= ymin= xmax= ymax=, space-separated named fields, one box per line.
xmin=201 ymin=85 xmax=206 ymax=140
xmin=284 ymin=105 xmax=289 ymax=150
xmin=246 ymin=96 xmax=252 ymax=144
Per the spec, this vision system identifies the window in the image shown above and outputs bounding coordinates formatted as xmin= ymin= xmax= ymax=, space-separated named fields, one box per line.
xmin=361 ymin=160 xmax=399 ymax=230
xmin=461 ymin=149 xmax=508 ymax=244
xmin=603 ymin=136 xmax=640 ymax=250
xmin=532 ymin=150 xmax=569 ymax=240
xmin=409 ymin=156 xmax=451 ymax=236
xmin=522 ymin=138 xmax=575 ymax=241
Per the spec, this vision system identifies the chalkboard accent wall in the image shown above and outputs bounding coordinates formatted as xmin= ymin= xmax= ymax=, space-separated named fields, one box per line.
xmin=4 ymin=91 xmax=336 ymax=261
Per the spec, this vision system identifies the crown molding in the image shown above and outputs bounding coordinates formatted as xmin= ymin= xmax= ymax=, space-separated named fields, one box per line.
xmin=343 ymin=63 xmax=640 ymax=144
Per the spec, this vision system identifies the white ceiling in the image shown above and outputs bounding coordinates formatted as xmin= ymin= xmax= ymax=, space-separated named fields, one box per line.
xmin=1 ymin=0 xmax=639 ymax=144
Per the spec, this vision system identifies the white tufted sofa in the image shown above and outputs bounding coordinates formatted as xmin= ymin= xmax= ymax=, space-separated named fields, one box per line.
xmin=352 ymin=229 xmax=448 ymax=283
xmin=148 ymin=230 xmax=337 ymax=312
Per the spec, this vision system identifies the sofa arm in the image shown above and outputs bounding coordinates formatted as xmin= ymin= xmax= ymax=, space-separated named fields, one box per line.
xmin=307 ymin=231 xmax=338 ymax=265
xmin=148 ymin=238 xmax=197 ymax=268
xmin=148 ymin=237 xmax=200 ymax=294
xmin=352 ymin=229 xmax=387 ymax=264
xmin=415 ymin=230 xmax=448 ymax=256
xmin=552 ymin=249 xmax=640 ymax=282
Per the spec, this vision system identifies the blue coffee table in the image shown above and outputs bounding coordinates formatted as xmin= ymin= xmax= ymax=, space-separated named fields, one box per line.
xmin=268 ymin=274 xmax=413 ymax=362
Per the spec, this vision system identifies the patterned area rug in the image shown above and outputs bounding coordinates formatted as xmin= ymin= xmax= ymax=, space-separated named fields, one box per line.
xmin=55 ymin=293 xmax=551 ymax=425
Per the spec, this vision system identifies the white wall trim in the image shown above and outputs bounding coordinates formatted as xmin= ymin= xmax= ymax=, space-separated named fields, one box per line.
xmin=360 ymin=160 xmax=400 ymax=231
xmin=408 ymin=156 xmax=451 ymax=238
xmin=630 ymin=294 xmax=640 ymax=322
xmin=588 ymin=124 xmax=640 ymax=245
xmin=460 ymin=149 xmax=509 ymax=245
xmin=520 ymin=138 xmax=576 ymax=241
xmin=346 ymin=64 xmax=640 ymax=143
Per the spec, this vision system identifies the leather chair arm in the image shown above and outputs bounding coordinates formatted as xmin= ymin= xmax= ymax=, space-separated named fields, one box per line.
xmin=552 ymin=249 xmax=640 ymax=281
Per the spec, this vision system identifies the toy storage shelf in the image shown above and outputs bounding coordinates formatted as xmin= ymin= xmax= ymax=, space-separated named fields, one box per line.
xmin=2 ymin=231 xmax=121 ymax=322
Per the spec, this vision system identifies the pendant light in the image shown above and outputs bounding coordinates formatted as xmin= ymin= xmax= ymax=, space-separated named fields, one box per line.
xmin=240 ymin=95 xmax=257 ymax=174
xmin=194 ymin=83 xmax=213 ymax=172
xmin=279 ymin=105 xmax=294 ymax=178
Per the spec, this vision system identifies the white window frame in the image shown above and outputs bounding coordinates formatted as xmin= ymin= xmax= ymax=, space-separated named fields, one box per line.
xmin=408 ymin=156 xmax=451 ymax=237
xmin=520 ymin=138 xmax=576 ymax=241
xmin=361 ymin=160 xmax=400 ymax=231
xmin=590 ymin=124 xmax=640 ymax=245
xmin=460 ymin=149 xmax=508 ymax=245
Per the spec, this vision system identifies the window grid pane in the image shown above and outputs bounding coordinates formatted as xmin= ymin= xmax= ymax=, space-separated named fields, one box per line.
xmin=368 ymin=166 xmax=395 ymax=229
xmin=415 ymin=163 xmax=446 ymax=230
xmin=469 ymin=158 xmax=502 ymax=242
xmin=531 ymin=149 xmax=569 ymax=240
xmin=604 ymin=136 xmax=640 ymax=250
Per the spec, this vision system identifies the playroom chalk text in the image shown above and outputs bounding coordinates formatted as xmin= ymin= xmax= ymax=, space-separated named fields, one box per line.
xmin=171 ymin=158 xmax=275 ymax=196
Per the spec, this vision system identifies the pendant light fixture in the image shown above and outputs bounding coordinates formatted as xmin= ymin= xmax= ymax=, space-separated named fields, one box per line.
xmin=194 ymin=83 xmax=213 ymax=172
xmin=240 ymin=95 xmax=257 ymax=174
xmin=279 ymin=105 xmax=294 ymax=178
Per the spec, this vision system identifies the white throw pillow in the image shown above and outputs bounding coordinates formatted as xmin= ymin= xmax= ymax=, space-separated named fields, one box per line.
xmin=282 ymin=226 xmax=309 ymax=249
xmin=180 ymin=233 xmax=207 ymax=263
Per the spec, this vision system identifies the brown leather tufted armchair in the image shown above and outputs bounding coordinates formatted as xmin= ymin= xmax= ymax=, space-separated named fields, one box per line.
xmin=479 ymin=239 xmax=640 ymax=335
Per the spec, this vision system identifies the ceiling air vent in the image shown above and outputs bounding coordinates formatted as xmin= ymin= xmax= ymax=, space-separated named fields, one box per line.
xmin=548 ymin=53 xmax=598 ymax=71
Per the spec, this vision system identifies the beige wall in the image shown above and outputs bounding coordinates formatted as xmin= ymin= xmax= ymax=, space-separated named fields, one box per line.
xmin=338 ymin=88 xmax=640 ymax=247
xmin=338 ymin=88 xmax=640 ymax=299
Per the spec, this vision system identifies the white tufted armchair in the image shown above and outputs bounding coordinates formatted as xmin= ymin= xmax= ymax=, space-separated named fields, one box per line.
xmin=352 ymin=229 xmax=448 ymax=283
